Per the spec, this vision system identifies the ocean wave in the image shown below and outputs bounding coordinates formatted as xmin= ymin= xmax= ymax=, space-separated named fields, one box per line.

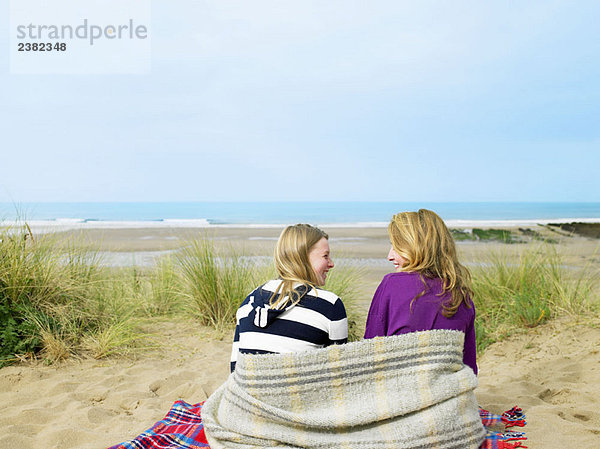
xmin=2 ymin=217 xmax=600 ymax=234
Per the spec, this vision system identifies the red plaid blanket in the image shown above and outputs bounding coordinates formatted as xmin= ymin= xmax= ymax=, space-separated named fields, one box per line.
xmin=109 ymin=402 xmax=526 ymax=449
xmin=109 ymin=400 xmax=210 ymax=449
xmin=479 ymin=407 xmax=528 ymax=449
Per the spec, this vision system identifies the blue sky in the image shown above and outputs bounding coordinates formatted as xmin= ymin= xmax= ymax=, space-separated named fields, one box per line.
xmin=1 ymin=1 xmax=599 ymax=202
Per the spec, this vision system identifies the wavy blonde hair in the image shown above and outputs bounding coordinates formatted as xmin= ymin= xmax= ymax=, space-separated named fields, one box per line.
xmin=270 ymin=224 xmax=328 ymax=309
xmin=388 ymin=209 xmax=473 ymax=317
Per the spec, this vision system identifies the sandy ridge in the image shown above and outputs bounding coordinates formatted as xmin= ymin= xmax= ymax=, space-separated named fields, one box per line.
xmin=1 ymin=318 xmax=599 ymax=448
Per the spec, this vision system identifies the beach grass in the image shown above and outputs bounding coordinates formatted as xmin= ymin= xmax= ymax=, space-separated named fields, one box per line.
xmin=471 ymin=245 xmax=599 ymax=353
xmin=2 ymin=225 xmax=598 ymax=365
xmin=324 ymin=263 xmax=365 ymax=342
xmin=168 ymin=238 xmax=261 ymax=330
xmin=0 ymin=226 xmax=367 ymax=364
xmin=0 ymin=226 xmax=87 ymax=364
xmin=0 ymin=226 xmax=153 ymax=365
xmin=451 ymin=228 xmax=518 ymax=243
xmin=150 ymin=237 xmax=365 ymax=339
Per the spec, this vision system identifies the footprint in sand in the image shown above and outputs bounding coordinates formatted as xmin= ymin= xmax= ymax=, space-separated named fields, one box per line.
xmin=147 ymin=371 xmax=208 ymax=402
xmin=87 ymin=407 xmax=118 ymax=424
xmin=557 ymin=410 xmax=598 ymax=424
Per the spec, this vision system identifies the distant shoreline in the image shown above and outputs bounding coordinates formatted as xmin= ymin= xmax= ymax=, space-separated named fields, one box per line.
xmin=2 ymin=201 xmax=599 ymax=228
xmin=2 ymin=217 xmax=600 ymax=233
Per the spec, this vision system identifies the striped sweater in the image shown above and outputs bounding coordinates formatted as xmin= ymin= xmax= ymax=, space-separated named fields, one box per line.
xmin=230 ymin=279 xmax=348 ymax=372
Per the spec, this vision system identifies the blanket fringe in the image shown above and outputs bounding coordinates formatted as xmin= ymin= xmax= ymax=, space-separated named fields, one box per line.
xmin=479 ymin=406 xmax=528 ymax=449
xmin=502 ymin=406 xmax=527 ymax=428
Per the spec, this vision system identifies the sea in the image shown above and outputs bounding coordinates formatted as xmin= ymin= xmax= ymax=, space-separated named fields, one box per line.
xmin=1 ymin=201 xmax=600 ymax=230
xmin=2 ymin=201 xmax=598 ymax=267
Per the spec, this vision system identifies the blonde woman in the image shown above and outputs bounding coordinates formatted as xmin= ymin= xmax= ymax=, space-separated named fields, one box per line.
xmin=364 ymin=209 xmax=478 ymax=374
xmin=230 ymin=224 xmax=348 ymax=371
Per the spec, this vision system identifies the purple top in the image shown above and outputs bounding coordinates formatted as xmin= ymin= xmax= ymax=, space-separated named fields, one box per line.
xmin=364 ymin=271 xmax=478 ymax=375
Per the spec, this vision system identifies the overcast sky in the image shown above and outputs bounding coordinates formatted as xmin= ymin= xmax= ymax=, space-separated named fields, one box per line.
xmin=1 ymin=1 xmax=599 ymax=202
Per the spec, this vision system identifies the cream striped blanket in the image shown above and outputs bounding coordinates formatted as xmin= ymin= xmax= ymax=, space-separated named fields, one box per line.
xmin=202 ymin=330 xmax=485 ymax=449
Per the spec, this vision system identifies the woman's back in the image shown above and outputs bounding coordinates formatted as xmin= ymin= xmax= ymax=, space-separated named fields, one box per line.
xmin=230 ymin=279 xmax=348 ymax=371
xmin=364 ymin=271 xmax=477 ymax=374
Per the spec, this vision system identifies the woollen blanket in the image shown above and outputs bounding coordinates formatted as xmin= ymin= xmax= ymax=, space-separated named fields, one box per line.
xmin=201 ymin=330 xmax=486 ymax=449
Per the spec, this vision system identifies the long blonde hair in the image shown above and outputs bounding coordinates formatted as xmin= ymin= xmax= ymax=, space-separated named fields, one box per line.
xmin=270 ymin=224 xmax=328 ymax=309
xmin=388 ymin=209 xmax=473 ymax=317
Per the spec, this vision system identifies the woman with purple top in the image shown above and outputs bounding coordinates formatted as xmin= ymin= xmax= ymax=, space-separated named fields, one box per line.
xmin=364 ymin=208 xmax=478 ymax=374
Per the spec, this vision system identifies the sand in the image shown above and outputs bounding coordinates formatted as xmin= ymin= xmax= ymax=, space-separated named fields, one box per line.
xmin=476 ymin=317 xmax=600 ymax=447
xmin=1 ymin=226 xmax=599 ymax=448
xmin=0 ymin=323 xmax=232 ymax=449
xmin=2 ymin=318 xmax=600 ymax=448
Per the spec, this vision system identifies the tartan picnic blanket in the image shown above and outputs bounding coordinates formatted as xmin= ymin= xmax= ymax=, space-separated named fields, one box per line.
xmin=479 ymin=407 xmax=528 ymax=449
xmin=109 ymin=401 xmax=210 ymax=449
xmin=109 ymin=402 xmax=528 ymax=449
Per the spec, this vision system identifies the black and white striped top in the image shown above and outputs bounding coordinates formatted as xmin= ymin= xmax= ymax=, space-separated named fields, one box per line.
xmin=230 ymin=279 xmax=348 ymax=372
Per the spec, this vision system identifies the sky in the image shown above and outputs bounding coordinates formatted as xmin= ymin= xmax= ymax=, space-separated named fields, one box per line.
xmin=1 ymin=0 xmax=599 ymax=203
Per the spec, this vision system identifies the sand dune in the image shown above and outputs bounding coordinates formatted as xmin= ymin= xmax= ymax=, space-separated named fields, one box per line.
xmin=0 ymin=324 xmax=232 ymax=449
xmin=476 ymin=317 xmax=600 ymax=448
xmin=1 ymin=318 xmax=599 ymax=448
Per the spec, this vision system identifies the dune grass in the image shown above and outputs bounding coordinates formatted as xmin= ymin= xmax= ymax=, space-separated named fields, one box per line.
xmin=164 ymin=238 xmax=263 ymax=330
xmin=324 ymin=264 xmax=365 ymax=342
xmin=1 ymin=225 xmax=367 ymax=365
xmin=2 ymin=224 xmax=597 ymax=365
xmin=157 ymin=239 xmax=365 ymax=338
xmin=471 ymin=245 xmax=599 ymax=354
xmin=0 ymin=226 xmax=150 ymax=365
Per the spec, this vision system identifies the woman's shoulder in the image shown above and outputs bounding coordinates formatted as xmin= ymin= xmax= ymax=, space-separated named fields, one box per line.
xmin=380 ymin=271 xmax=423 ymax=286
xmin=298 ymin=286 xmax=345 ymax=319
xmin=308 ymin=286 xmax=341 ymax=305
xmin=373 ymin=272 xmax=428 ymax=300
xmin=259 ymin=279 xmax=282 ymax=291
xmin=384 ymin=271 xmax=421 ymax=278
xmin=458 ymin=294 xmax=476 ymax=317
